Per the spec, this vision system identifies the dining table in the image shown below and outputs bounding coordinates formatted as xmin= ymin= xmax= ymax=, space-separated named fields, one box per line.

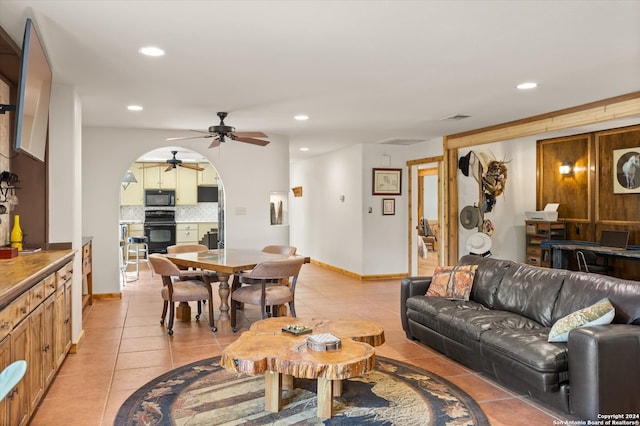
xmin=164 ymin=248 xmax=303 ymax=333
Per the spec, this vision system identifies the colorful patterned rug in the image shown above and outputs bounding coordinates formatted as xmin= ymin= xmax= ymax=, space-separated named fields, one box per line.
xmin=115 ymin=355 xmax=489 ymax=425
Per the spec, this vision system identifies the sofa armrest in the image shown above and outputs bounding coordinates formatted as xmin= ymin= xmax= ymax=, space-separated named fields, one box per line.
xmin=568 ymin=324 xmax=640 ymax=420
xmin=400 ymin=277 xmax=432 ymax=337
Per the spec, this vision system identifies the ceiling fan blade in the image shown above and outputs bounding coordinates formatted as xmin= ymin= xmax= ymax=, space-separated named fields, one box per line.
xmin=208 ymin=135 xmax=222 ymax=148
xmin=164 ymin=165 xmax=174 ymax=172
xmin=233 ymin=136 xmax=270 ymax=146
xmin=141 ymin=162 xmax=166 ymax=168
xmin=232 ymin=131 xmax=268 ymax=138
xmin=165 ymin=134 xmax=213 ymax=141
xmin=180 ymin=163 xmax=204 ymax=171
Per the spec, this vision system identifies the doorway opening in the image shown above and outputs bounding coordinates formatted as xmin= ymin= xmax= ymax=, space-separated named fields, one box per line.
xmin=408 ymin=156 xmax=444 ymax=276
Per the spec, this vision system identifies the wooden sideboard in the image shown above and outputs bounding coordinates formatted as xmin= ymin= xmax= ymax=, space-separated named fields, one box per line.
xmin=0 ymin=250 xmax=75 ymax=425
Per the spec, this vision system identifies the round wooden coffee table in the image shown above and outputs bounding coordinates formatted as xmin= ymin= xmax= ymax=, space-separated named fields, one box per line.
xmin=220 ymin=318 xmax=384 ymax=419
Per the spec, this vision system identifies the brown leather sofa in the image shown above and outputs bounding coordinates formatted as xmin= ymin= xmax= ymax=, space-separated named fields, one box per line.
xmin=400 ymin=255 xmax=640 ymax=420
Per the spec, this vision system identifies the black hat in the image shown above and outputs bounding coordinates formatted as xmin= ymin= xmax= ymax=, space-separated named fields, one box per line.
xmin=458 ymin=151 xmax=473 ymax=177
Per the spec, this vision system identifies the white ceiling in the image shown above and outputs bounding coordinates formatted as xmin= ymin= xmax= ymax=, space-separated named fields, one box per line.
xmin=1 ymin=1 xmax=639 ymax=162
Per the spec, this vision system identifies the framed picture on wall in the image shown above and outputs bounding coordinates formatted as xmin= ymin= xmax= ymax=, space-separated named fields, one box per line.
xmin=382 ymin=198 xmax=395 ymax=215
xmin=373 ymin=168 xmax=402 ymax=195
xmin=613 ymin=147 xmax=640 ymax=194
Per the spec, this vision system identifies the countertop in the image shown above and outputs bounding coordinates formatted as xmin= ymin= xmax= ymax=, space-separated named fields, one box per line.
xmin=0 ymin=249 xmax=76 ymax=310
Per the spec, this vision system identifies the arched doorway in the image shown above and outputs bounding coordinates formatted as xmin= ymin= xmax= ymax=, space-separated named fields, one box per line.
xmin=119 ymin=147 xmax=223 ymax=281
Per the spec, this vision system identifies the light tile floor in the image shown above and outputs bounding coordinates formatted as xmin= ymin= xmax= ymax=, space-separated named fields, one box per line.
xmin=30 ymin=263 xmax=571 ymax=425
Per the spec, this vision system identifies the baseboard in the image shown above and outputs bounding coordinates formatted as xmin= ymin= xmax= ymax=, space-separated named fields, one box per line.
xmin=69 ymin=328 xmax=85 ymax=354
xmin=310 ymin=259 xmax=407 ymax=281
xmin=93 ymin=292 xmax=123 ymax=300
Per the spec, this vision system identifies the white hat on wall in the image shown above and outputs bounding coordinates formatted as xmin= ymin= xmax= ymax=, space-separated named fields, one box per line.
xmin=466 ymin=232 xmax=492 ymax=255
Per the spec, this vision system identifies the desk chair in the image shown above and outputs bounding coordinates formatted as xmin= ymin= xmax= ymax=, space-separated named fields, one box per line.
xmin=148 ymin=254 xmax=216 ymax=335
xmin=230 ymin=257 xmax=305 ymax=332
xmin=576 ymin=250 xmax=611 ymax=275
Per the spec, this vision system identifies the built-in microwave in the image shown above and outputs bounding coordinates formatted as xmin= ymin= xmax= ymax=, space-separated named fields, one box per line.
xmin=145 ymin=189 xmax=176 ymax=207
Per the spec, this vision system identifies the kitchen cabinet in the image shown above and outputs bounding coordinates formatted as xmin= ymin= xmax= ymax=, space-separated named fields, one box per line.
xmin=143 ymin=165 xmax=176 ymax=190
xmin=176 ymin=223 xmax=199 ymax=244
xmin=128 ymin=223 xmax=144 ymax=238
xmin=525 ymin=220 xmax=566 ymax=267
xmin=176 ymin=167 xmax=198 ymax=205
xmin=198 ymin=163 xmax=218 ymax=185
xmin=82 ymin=238 xmax=93 ymax=308
xmin=120 ymin=163 xmax=145 ymax=205
xmin=0 ymin=252 xmax=75 ymax=424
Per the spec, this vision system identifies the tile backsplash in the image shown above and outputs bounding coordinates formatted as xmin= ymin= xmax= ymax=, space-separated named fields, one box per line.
xmin=120 ymin=203 xmax=219 ymax=223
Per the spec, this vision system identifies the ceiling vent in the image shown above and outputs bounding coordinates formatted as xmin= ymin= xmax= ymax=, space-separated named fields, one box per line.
xmin=377 ymin=138 xmax=426 ymax=146
xmin=441 ymin=114 xmax=471 ymax=121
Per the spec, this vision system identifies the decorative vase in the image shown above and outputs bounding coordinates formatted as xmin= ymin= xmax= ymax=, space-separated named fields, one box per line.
xmin=11 ymin=214 xmax=23 ymax=251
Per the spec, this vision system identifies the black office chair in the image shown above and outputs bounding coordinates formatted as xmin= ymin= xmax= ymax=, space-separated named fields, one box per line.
xmin=576 ymin=250 xmax=611 ymax=275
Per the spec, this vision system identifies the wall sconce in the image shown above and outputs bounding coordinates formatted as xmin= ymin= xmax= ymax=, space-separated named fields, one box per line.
xmin=559 ymin=162 xmax=573 ymax=176
xmin=121 ymin=170 xmax=138 ymax=190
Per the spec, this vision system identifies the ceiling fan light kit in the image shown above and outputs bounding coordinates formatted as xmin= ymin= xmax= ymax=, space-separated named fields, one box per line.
xmin=166 ymin=112 xmax=270 ymax=148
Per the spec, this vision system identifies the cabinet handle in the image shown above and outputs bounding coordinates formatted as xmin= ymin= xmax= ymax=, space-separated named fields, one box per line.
xmin=43 ymin=344 xmax=50 ymax=352
xmin=64 ymin=318 xmax=70 ymax=324
xmin=20 ymin=307 xmax=27 ymax=314
xmin=1 ymin=322 xmax=10 ymax=330
xmin=37 ymin=294 xmax=43 ymax=299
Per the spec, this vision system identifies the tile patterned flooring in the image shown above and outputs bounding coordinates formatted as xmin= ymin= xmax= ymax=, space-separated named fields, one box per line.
xmin=30 ymin=263 xmax=570 ymax=425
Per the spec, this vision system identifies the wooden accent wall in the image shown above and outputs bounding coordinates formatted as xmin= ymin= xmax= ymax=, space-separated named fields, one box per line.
xmin=538 ymin=125 xmax=640 ymax=279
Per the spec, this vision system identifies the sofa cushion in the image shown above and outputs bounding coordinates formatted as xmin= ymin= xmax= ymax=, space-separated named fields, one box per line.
xmin=426 ymin=264 xmax=478 ymax=300
xmin=457 ymin=255 xmax=515 ymax=309
xmin=493 ymin=263 xmax=568 ymax=327
xmin=437 ymin=306 xmax=542 ymax=341
xmin=553 ymin=272 xmax=640 ymax=325
xmin=481 ymin=328 xmax=568 ymax=374
xmin=548 ymin=298 xmax=615 ymax=342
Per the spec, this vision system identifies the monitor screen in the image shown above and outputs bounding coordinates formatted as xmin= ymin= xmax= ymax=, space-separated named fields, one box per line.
xmin=14 ymin=18 xmax=52 ymax=162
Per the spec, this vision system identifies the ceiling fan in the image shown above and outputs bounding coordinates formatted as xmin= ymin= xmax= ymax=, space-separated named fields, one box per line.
xmin=143 ymin=151 xmax=205 ymax=172
xmin=166 ymin=112 xmax=270 ymax=148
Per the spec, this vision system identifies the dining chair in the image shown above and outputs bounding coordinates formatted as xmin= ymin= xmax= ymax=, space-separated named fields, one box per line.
xmin=166 ymin=243 xmax=220 ymax=282
xmin=148 ymin=254 xmax=216 ymax=334
xmin=230 ymin=257 xmax=305 ymax=332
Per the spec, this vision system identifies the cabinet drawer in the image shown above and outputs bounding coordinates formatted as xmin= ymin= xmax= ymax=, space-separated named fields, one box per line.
xmin=43 ymin=273 xmax=57 ymax=297
xmin=29 ymin=280 xmax=46 ymax=312
xmin=0 ymin=307 xmax=13 ymax=341
xmin=527 ymin=256 xmax=541 ymax=266
xmin=13 ymin=292 xmax=30 ymax=323
xmin=526 ymin=247 xmax=542 ymax=257
xmin=56 ymin=262 xmax=74 ymax=285
xmin=176 ymin=230 xmax=198 ymax=243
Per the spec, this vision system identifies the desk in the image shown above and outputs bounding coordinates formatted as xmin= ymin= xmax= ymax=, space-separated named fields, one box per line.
xmin=165 ymin=249 xmax=300 ymax=333
xmin=547 ymin=242 xmax=640 ymax=270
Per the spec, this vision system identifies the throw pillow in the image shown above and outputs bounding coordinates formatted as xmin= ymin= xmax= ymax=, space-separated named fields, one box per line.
xmin=426 ymin=265 xmax=478 ymax=301
xmin=548 ymin=298 xmax=615 ymax=343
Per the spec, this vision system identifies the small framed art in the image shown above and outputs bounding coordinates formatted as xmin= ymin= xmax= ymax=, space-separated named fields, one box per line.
xmin=613 ymin=147 xmax=640 ymax=194
xmin=373 ymin=168 xmax=402 ymax=195
xmin=382 ymin=198 xmax=395 ymax=215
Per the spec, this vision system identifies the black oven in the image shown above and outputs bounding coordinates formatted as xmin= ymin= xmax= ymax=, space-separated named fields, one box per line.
xmin=144 ymin=210 xmax=176 ymax=254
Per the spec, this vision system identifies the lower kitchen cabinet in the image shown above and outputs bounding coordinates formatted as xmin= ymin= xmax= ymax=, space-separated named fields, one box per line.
xmin=0 ymin=255 xmax=74 ymax=424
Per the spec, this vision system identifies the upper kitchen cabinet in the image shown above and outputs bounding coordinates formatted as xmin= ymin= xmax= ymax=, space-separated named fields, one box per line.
xmin=198 ymin=163 xmax=218 ymax=185
xmin=120 ymin=163 xmax=144 ymax=205
xmin=143 ymin=165 xmax=177 ymax=190
xmin=176 ymin=167 xmax=198 ymax=205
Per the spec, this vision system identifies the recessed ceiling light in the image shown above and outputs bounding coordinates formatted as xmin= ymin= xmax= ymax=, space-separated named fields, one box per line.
xmin=299 ymin=147 xmax=309 ymax=151
xmin=294 ymin=114 xmax=309 ymax=121
xmin=127 ymin=105 xmax=143 ymax=111
xmin=138 ymin=46 xmax=165 ymax=57
xmin=517 ymin=82 xmax=538 ymax=90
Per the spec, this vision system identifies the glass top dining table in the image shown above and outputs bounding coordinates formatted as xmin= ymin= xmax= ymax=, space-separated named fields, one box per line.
xmin=164 ymin=248 xmax=302 ymax=333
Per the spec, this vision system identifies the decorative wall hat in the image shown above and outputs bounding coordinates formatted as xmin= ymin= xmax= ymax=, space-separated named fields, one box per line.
xmin=460 ymin=205 xmax=482 ymax=230
xmin=466 ymin=232 xmax=492 ymax=254
xmin=458 ymin=151 xmax=473 ymax=177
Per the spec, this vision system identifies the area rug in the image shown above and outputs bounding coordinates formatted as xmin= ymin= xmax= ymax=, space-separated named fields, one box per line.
xmin=115 ymin=355 xmax=489 ymax=425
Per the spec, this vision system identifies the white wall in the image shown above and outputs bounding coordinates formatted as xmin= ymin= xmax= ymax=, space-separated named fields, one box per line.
xmin=82 ymin=127 xmax=290 ymax=295
xmin=48 ymin=83 xmax=83 ymax=341
xmin=457 ymin=138 xmax=537 ymax=262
